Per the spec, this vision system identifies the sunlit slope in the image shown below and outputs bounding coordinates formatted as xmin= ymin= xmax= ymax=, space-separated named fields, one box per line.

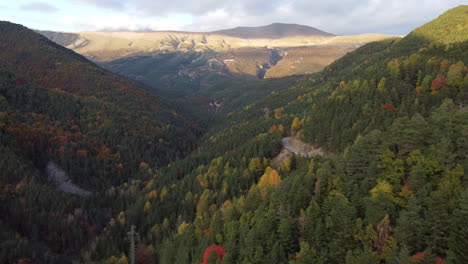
xmin=70 ymin=31 xmax=398 ymax=62
xmin=410 ymin=5 xmax=468 ymax=44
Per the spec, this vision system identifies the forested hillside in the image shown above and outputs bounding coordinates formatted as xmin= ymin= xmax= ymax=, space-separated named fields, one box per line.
xmin=100 ymin=51 xmax=301 ymax=120
xmin=0 ymin=22 xmax=201 ymax=263
xmin=1 ymin=5 xmax=467 ymax=264
xmin=85 ymin=6 xmax=467 ymax=264
xmin=38 ymin=25 xmax=398 ymax=119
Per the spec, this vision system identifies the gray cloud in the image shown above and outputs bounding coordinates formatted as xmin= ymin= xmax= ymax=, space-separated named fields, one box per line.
xmin=73 ymin=0 xmax=126 ymax=10
xmin=21 ymin=2 xmax=58 ymax=12
xmin=70 ymin=0 xmax=466 ymax=35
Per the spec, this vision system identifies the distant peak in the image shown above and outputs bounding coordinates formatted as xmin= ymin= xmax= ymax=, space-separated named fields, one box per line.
xmin=210 ymin=23 xmax=334 ymax=39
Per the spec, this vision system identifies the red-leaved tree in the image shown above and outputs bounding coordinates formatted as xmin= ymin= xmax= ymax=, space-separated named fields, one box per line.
xmin=201 ymin=244 xmax=226 ymax=264
xmin=136 ymin=243 xmax=154 ymax=264
xmin=380 ymin=104 xmax=397 ymax=113
xmin=431 ymin=74 xmax=447 ymax=94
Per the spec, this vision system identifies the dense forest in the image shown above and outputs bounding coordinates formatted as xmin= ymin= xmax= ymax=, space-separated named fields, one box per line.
xmin=1 ymin=5 xmax=467 ymax=264
xmin=0 ymin=22 xmax=202 ymax=263
xmin=100 ymin=51 xmax=303 ymax=124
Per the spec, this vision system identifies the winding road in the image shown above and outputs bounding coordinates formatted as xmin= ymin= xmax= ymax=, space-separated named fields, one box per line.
xmin=282 ymin=137 xmax=301 ymax=154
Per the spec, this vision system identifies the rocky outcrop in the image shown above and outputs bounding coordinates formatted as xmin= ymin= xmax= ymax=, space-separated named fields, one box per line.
xmin=46 ymin=161 xmax=92 ymax=197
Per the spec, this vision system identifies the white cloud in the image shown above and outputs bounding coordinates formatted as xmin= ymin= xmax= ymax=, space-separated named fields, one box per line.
xmin=60 ymin=13 xmax=192 ymax=32
xmin=191 ymin=0 xmax=467 ymax=34
xmin=5 ymin=0 xmax=468 ymax=34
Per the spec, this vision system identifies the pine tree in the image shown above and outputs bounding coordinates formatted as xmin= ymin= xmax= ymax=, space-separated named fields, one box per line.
xmin=395 ymin=198 xmax=424 ymax=252
xmin=446 ymin=189 xmax=468 ymax=263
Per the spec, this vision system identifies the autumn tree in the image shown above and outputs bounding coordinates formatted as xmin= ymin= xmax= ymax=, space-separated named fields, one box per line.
xmin=447 ymin=62 xmax=464 ymax=87
xmin=291 ymin=117 xmax=301 ymax=133
xmin=377 ymin=77 xmax=386 ymax=92
xmin=136 ymin=243 xmax=154 ymax=264
xmin=274 ymin=107 xmax=285 ymax=119
xmin=374 ymin=215 xmax=394 ymax=256
xmin=431 ymin=74 xmax=447 ymax=94
xmin=258 ymin=167 xmax=281 ymax=187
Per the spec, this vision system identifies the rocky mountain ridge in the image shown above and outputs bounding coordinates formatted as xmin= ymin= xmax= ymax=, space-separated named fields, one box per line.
xmin=38 ymin=24 xmax=400 ymax=79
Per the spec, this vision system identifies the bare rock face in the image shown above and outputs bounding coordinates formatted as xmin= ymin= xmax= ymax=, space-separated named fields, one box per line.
xmin=289 ymin=137 xmax=325 ymax=156
xmin=46 ymin=161 xmax=92 ymax=197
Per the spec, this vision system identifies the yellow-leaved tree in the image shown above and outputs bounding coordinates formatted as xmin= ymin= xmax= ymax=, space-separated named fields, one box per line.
xmin=143 ymin=201 xmax=151 ymax=213
xmin=291 ymin=117 xmax=301 ymax=133
xmin=258 ymin=166 xmax=281 ymax=187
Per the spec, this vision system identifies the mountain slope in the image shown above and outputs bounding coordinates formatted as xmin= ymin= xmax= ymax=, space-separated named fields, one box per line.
xmin=4 ymin=6 xmax=467 ymax=264
xmin=411 ymin=5 xmax=468 ymax=44
xmin=37 ymin=25 xmax=398 ymax=119
xmin=35 ymin=30 xmax=81 ymax=47
xmin=0 ymin=21 xmax=201 ymax=263
xmin=211 ymin=23 xmax=335 ymax=39
xmin=0 ymin=20 xmax=204 ymax=190
xmin=86 ymin=6 xmax=468 ymax=264
xmin=38 ymin=26 xmax=398 ymax=78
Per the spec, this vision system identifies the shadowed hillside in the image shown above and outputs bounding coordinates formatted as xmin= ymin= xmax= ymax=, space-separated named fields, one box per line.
xmin=0 ymin=21 xmax=201 ymax=263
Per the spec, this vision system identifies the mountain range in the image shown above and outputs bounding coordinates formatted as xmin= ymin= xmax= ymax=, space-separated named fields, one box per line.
xmin=37 ymin=23 xmax=400 ymax=120
xmin=39 ymin=23 xmax=399 ymax=79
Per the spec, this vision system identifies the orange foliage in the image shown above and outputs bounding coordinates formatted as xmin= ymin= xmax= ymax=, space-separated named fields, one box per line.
xmin=147 ymin=190 xmax=158 ymax=199
xmin=269 ymin=124 xmax=278 ymax=133
xmin=274 ymin=107 xmax=285 ymax=119
xmin=439 ymin=59 xmax=450 ymax=70
xmin=380 ymin=104 xmax=397 ymax=113
xmin=278 ymin=124 xmax=285 ymax=133
xmin=203 ymin=229 xmax=213 ymax=235
xmin=399 ymin=182 xmax=413 ymax=198
xmin=222 ymin=200 xmax=232 ymax=209
xmin=220 ymin=200 xmax=232 ymax=215
xmin=431 ymin=74 xmax=447 ymax=94
xmin=258 ymin=167 xmax=281 ymax=187
xmin=415 ymin=86 xmax=423 ymax=96
xmin=410 ymin=252 xmax=443 ymax=264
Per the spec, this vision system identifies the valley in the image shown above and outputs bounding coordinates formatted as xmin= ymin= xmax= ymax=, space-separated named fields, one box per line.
xmin=39 ymin=25 xmax=399 ymax=119
xmin=0 ymin=4 xmax=467 ymax=264
xmin=41 ymin=25 xmax=399 ymax=80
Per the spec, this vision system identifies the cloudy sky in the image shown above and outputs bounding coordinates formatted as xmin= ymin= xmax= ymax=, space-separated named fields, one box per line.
xmin=0 ymin=0 xmax=465 ymax=35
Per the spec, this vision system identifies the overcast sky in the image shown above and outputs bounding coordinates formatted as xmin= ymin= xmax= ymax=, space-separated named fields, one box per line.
xmin=0 ymin=0 xmax=465 ymax=35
